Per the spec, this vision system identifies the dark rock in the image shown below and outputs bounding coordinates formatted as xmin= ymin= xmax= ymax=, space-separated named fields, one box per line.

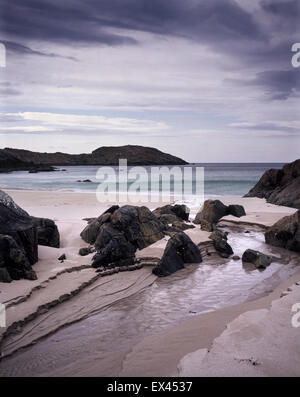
xmin=0 ymin=267 xmax=12 ymax=283
xmin=172 ymin=204 xmax=190 ymax=221
xmin=103 ymin=205 xmax=120 ymax=215
xmin=194 ymin=200 xmax=229 ymax=231
xmin=31 ymin=216 xmax=60 ymax=248
xmin=209 ymin=229 xmax=233 ymax=258
xmin=110 ymin=205 xmax=165 ymax=249
xmin=28 ymin=166 xmax=57 ymax=173
xmin=152 ymin=232 xmax=202 ymax=277
xmin=80 ymin=212 xmax=112 ymax=244
xmin=0 ymin=234 xmax=37 ymax=281
xmin=78 ymin=247 xmax=94 ymax=256
xmin=58 ymin=254 xmax=66 ymax=261
xmin=0 ymin=190 xmax=38 ymax=265
xmin=232 ymin=255 xmax=240 ymax=260
xmin=82 ymin=204 xmax=166 ymax=270
xmin=265 ymin=210 xmax=300 ymax=252
xmin=242 ymin=249 xmax=278 ymax=269
xmin=227 ymin=204 xmax=246 ymax=218
xmin=92 ymin=232 xmax=135 ymax=268
xmin=245 ymin=159 xmax=300 ymax=209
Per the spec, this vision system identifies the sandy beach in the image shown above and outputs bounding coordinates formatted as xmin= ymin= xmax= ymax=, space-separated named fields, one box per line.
xmin=0 ymin=189 xmax=299 ymax=377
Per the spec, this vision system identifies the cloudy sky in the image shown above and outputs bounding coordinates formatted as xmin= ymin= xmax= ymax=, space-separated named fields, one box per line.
xmin=0 ymin=0 xmax=299 ymax=162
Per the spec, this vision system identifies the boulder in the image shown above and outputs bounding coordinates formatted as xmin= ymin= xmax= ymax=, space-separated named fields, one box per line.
xmin=172 ymin=204 xmax=190 ymax=221
xmin=194 ymin=200 xmax=246 ymax=231
xmin=0 ymin=234 xmax=37 ymax=281
xmin=82 ymin=205 xmax=165 ymax=270
xmin=153 ymin=204 xmax=190 ymax=222
xmin=92 ymin=231 xmax=136 ymax=268
xmin=264 ymin=210 xmax=300 ymax=252
xmin=32 ymin=216 xmax=60 ymax=248
xmin=80 ymin=212 xmax=112 ymax=244
xmin=209 ymin=229 xmax=233 ymax=258
xmin=0 ymin=190 xmax=38 ymax=265
xmin=227 ymin=204 xmax=246 ymax=218
xmin=194 ymin=200 xmax=228 ymax=231
xmin=242 ymin=249 xmax=277 ymax=269
xmin=245 ymin=159 xmax=300 ymax=209
xmin=110 ymin=205 xmax=165 ymax=249
xmin=152 ymin=232 xmax=202 ymax=277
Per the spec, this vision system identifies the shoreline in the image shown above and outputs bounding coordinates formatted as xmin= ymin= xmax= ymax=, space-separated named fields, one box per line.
xmin=0 ymin=188 xmax=299 ymax=376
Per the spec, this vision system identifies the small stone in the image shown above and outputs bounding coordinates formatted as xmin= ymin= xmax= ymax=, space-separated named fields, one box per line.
xmin=58 ymin=254 xmax=66 ymax=261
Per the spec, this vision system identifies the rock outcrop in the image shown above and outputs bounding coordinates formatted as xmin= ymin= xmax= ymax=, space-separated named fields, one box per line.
xmin=0 ymin=190 xmax=38 ymax=282
xmin=244 ymin=159 xmax=300 ymax=209
xmin=81 ymin=205 xmax=165 ymax=269
xmin=152 ymin=232 xmax=202 ymax=277
xmin=194 ymin=200 xmax=246 ymax=231
xmin=3 ymin=145 xmax=188 ymax=168
xmin=265 ymin=210 xmax=300 ymax=252
xmin=242 ymin=249 xmax=278 ymax=269
xmin=32 ymin=217 xmax=60 ymax=248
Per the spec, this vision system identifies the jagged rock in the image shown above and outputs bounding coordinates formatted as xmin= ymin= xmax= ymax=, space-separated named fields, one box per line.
xmin=227 ymin=204 xmax=246 ymax=218
xmin=209 ymin=229 xmax=233 ymax=258
xmin=0 ymin=190 xmax=38 ymax=265
xmin=242 ymin=249 xmax=278 ymax=269
xmin=31 ymin=216 xmax=60 ymax=248
xmin=194 ymin=200 xmax=246 ymax=231
xmin=152 ymin=232 xmax=202 ymax=277
xmin=58 ymin=254 xmax=66 ymax=261
xmin=110 ymin=205 xmax=165 ymax=249
xmin=194 ymin=200 xmax=228 ymax=231
xmin=92 ymin=234 xmax=135 ymax=268
xmin=0 ymin=234 xmax=37 ymax=281
xmin=103 ymin=205 xmax=120 ymax=215
xmin=80 ymin=212 xmax=112 ymax=244
xmin=265 ymin=210 xmax=300 ymax=252
xmin=82 ymin=205 xmax=165 ymax=270
xmin=245 ymin=159 xmax=300 ymax=209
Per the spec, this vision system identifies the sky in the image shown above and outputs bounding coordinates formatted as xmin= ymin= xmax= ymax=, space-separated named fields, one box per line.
xmin=0 ymin=0 xmax=299 ymax=162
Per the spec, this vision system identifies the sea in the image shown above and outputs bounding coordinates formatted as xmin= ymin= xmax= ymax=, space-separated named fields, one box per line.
xmin=0 ymin=162 xmax=283 ymax=198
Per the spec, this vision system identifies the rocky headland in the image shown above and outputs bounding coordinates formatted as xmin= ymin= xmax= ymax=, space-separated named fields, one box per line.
xmin=0 ymin=145 xmax=187 ymax=172
xmin=245 ymin=159 xmax=300 ymax=209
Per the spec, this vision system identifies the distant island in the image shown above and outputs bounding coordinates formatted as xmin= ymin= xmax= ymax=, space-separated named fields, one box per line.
xmin=0 ymin=145 xmax=188 ymax=172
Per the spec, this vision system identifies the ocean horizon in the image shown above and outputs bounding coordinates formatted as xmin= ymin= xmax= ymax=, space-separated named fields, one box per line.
xmin=0 ymin=162 xmax=284 ymax=198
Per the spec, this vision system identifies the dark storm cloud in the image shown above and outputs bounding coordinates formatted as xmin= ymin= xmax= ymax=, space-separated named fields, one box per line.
xmin=1 ymin=0 xmax=264 ymax=45
xmin=252 ymin=70 xmax=300 ymax=100
xmin=0 ymin=0 xmax=299 ymax=100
